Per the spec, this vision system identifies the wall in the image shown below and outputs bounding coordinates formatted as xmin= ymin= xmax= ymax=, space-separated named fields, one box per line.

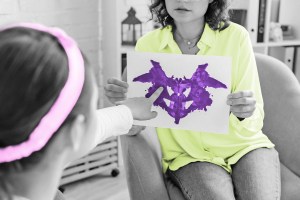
xmin=101 ymin=0 xmax=123 ymax=107
xmin=0 ymin=0 xmax=104 ymax=104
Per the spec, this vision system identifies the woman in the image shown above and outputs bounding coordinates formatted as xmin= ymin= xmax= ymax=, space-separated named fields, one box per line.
xmin=105 ymin=0 xmax=280 ymax=199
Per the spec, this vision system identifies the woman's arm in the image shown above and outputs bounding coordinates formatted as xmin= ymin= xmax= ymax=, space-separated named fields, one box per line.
xmin=229 ymin=29 xmax=264 ymax=136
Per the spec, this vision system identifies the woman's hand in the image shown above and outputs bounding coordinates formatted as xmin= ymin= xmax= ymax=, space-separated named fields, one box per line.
xmin=104 ymin=78 xmax=129 ymax=105
xmin=227 ymin=91 xmax=256 ymax=119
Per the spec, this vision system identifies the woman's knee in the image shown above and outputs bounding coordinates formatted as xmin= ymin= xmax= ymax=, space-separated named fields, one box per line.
xmin=232 ymin=148 xmax=281 ymax=200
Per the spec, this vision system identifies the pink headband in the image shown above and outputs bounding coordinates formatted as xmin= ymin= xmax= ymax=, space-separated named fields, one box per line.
xmin=0 ymin=23 xmax=85 ymax=163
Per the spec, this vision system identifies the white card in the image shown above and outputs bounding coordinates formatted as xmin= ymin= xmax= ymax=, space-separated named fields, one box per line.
xmin=127 ymin=52 xmax=232 ymax=134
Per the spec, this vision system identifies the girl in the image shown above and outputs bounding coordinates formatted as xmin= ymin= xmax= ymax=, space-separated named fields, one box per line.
xmin=105 ymin=0 xmax=280 ymax=199
xmin=0 ymin=23 xmax=162 ymax=200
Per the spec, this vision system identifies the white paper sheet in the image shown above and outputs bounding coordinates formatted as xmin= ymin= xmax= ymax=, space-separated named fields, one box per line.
xmin=127 ymin=52 xmax=232 ymax=134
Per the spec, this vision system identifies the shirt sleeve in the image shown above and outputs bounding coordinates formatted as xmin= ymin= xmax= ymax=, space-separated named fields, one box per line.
xmin=230 ymin=30 xmax=264 ymax=137
xmin=93 ymin=105 xmax=133 ymax=146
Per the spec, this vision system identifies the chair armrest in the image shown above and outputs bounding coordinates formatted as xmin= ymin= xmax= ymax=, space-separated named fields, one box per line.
xmin=280 ymin=163 xmax=300 ymax=199
xmin=120 ymin=127 xmax=170 ymax=200
xmin=54 ymin=190 xmax=65 ymax=200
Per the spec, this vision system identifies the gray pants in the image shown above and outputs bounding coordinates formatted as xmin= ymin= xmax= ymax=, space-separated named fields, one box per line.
xmin=166 ymin=148 xmax=281 ymax=200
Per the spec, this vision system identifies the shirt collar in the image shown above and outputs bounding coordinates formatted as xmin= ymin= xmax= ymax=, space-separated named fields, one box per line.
xmin=197 ymin=23 xmax=216 ymax=48
xmin=159 ymin=23 xmax=216 ymax=51
xmin=159 ymin=26 xmax=173 ymax=51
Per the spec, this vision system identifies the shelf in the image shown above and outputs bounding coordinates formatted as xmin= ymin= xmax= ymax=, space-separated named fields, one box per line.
xmin=253 ymin=40 xmax=300 ymax=47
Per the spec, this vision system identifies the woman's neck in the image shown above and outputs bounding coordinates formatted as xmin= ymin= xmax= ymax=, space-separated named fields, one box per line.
xmin=173 ymin=19 xmax=205 ymax=55
xmin=174 ymin=18 xmax=205 ymax=41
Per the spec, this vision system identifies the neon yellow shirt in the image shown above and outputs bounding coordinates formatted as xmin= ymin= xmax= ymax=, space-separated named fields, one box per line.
xmin=135 ymin=22 xmax=274 ymax=173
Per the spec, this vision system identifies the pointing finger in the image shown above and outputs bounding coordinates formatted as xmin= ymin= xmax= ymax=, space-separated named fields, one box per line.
xmin=148 ymin=87 xmax=163 ymax=103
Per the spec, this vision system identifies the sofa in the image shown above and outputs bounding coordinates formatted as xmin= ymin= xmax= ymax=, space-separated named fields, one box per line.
xmin=120 ymin=53 xmax=300 ymax=200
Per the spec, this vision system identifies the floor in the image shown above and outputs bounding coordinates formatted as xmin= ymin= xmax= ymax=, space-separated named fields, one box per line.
xmin=62 ymin=166 xmax=130 ymax=200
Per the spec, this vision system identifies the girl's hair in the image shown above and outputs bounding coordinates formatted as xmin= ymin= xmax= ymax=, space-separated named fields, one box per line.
xmin=149 ymin=0 xmax=230 ymax=31
xmin=0 ymin=27 xmax=89 ymax=199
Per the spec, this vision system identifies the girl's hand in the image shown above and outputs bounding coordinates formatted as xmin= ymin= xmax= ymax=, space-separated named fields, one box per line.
xmin=104 ymin=78 xmax=129 ymax=105
xmin=227 ymin=91 xmax=256 ymax=119
xmin=105 ymin=77 xmax=150 ymax=136
xmin=117 ymin=87 xmax=163 ymax=121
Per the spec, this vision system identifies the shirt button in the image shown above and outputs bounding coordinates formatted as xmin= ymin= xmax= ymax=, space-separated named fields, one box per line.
xmin=203 ymin=147 xmax=209 ymax=152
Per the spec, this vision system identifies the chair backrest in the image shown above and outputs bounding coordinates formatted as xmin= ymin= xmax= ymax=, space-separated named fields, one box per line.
xmin=255 ymin=53 xmax=300 ymax=176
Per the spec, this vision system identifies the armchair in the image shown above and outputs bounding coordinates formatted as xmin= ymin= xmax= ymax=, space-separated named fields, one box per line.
xmin=121 ymin=53 xmax=300 ymax=200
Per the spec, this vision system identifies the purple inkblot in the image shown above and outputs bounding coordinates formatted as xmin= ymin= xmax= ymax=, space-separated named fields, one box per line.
xmin=133 ymin=60 xmax=227 ymax=124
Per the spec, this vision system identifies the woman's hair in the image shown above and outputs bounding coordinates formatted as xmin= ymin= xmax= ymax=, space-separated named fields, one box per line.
xmin=0 ymin=27 xmax=89 ymax=199
xmin=149 ymin=0 xmax=231 ymax=31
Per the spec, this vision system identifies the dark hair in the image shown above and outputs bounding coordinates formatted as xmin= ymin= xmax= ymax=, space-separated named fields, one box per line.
xmin=149 ymin=0 xmax=230 ymax=31
xmin=0 ymin=27 xmax=89 ymax=199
